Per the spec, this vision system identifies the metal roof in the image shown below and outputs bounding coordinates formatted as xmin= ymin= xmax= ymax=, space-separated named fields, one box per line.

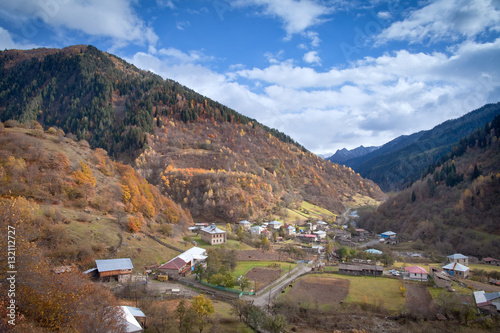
xmin=405 ymin=266 xmax=427 ymax=274
xmin=95 ymin=258 xmax=133 ymax=272
xmin=442 ymin=262 xmax=469 ymax=271
xmin=447 ymin=253 xmax=468 ymax=259
xmin=201 ymin=223 xmax=226 ymax=234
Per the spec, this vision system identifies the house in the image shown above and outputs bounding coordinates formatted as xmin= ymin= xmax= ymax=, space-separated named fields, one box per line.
xmin=447 ymin=253 xmax=469 ymax=266
xmin=313 ymin=230 xmax=327 ymax=239
xmin=95 ymin=258 xmax=133 ymax=282
xmin=380 ymin=231 xmax=396 ymax=239
xmin=355 ymin=228 xmax=369 ymax=237
xmin=365 ymin=249 xmax=382 ymax=255
xmin=404 ymin=266 xmax=428 ymax=281
xmin=442 ymin=262 xmax=470 ymax=279
xmin=239 ymin=220 xmax=252 ymax=230
xmin=333 ymin=229 xmax=351 ymax=240
xmin=268 ymin=220 xmax=282 ymax=230
xmin=482 ymin=257 xmax=500 ymax=266
xmin=316 ymin=221 xmax=328 ymax=230
xmin=298 ymin=234 xmax=318 ymax=243
xmin=158 ymin=257 xmax=191 ymax=279
xmin=339 ymin=263 xmax=383 ymax=276
xmin=430 ymin=268 xmax=452 ymax=289
xmin=118 ymin=306 xmax=145 ymax=333
xmin=158 ymin=247 xmax=207 ymax=279
xmin=474 ymin=291 xmax=500 ymax=315
xmin=178 ymin=247 xmax=207 ymax=269
xmin=285 ymin=225 xmax=296 ymax=236
xmin=200 ymin=223 xmax=227 ymax=245
xmin=250 ymin=225 xmax=265 ymax=235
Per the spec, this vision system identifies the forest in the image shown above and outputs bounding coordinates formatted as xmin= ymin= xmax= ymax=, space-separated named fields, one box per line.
xmin=359 ymin=113 xmax=500 ymax=258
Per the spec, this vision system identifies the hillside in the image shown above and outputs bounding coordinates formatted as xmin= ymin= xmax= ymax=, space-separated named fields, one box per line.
xmin=358 ymin=114 xmax=500 ymax=258
xmin=342 ymin=103 xmax=500 ymax=191
xmin=0 ymin=45 xmax=385 ymax=221
xmin=0 ymin=124 xmax=192 ymax=268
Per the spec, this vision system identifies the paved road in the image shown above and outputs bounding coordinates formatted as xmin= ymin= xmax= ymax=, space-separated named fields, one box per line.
xmin=241 ymin=263 xmax=312 ymax=308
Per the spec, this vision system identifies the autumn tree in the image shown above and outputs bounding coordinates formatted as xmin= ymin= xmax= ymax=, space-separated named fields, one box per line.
xmin=191 ymin=295 xmax=215 ymax=333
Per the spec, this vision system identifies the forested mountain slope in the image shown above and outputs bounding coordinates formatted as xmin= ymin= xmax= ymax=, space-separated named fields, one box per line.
xmin=0 ymin=45 xmax=384 ymax=222
xmin=343 ymin=103 xmax=500 ymax=192
xmin=359 ymin=114 xmax=500 ymax=258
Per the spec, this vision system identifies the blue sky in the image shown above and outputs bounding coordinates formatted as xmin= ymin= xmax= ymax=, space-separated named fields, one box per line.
xmin=1 ymin=0 xmax=500 ymax=155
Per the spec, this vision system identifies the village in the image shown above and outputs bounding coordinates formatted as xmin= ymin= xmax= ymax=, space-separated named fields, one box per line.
xmin=76 ymin=218 xmax=500 ymax=332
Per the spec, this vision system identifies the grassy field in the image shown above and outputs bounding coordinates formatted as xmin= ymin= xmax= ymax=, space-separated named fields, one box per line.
xmin=469 ymin=263 xmax=500 ymax=272
xmin=212 ymin=300 xmax=253 ymax=333
xmin=65 ymin=217 xmax=180 ymax=271
xmin=339 ymin=275 xmax=406 ymax=312
xmin=283 ymin=201 xmax=338 ymax=224
xmin=232 ymin=261 xmax=297 ymax=279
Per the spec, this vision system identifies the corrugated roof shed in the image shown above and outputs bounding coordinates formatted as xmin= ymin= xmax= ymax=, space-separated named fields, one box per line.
xmin=95 ymin=258 xmax=133 ymax=272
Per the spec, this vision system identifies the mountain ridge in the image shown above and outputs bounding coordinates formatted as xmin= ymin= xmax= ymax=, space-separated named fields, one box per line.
xmin=340 ymin=103 xmax=500 ymax=191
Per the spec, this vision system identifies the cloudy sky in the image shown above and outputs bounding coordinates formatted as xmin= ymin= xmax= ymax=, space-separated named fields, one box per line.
xmin=1 ymin=0 xmax=500 ymax=155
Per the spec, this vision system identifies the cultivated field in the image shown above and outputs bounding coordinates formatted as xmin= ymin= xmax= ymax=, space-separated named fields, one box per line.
xmin=279 ymin=275 xmax=350 ymax=309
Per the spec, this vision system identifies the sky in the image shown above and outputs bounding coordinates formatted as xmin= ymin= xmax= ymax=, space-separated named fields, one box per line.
xmin=1 ymin=0 xmax=500 ymax=155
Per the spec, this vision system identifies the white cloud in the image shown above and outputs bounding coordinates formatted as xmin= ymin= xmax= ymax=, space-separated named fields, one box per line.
xmin=157 ymin=47 xmax=214 ymax=64
xmin=303 ymin=50 xmax=321 ymax=65
xmin=376 ymin=0 xmax=500 ymax=44
xmin=0 ymin=26 xmax=38 ymax=50
xmin=0 ymin=0 xmax=158 ymax=49
xmin=231 ymin=0 xmax=332 ymax=36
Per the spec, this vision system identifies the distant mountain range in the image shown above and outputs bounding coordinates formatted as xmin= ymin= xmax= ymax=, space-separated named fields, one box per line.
xmin=331 ymin=103 xmax=500 ymax=191
xmin=327 ymin=146 xmax=379 ymax=164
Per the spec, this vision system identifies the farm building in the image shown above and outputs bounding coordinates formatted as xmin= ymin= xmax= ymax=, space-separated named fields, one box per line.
xmin=380 ymin=231 xmax=396 ymax=239
xmin=239 ymin=220 xmax=251 ymax=230
xmin=339 ymin=263 xmax=383 ymax=276
xmin=442 ymin=262 xmax=470 ymax=279
xmin=355 ymin=228 xmax=369 ymax=237
xmin=298 ymin=234 xmax=318 ymax=243
xmin=404 ymin=266 xmax=428 ymax=281
xmin=118 ymin=306 xmax=146 ymax=332
xmin=430 ymin=268 xmax=452 ymax=289
xmin=158 ymin=247 xmax=207 ymax=279
xmin=95 ymin=258 xmax=133 ymax=282
xmin=200 ymin=224 xmax=226 ymax=245
xmin=482 ymin=257 xmax=500 ymax=266
xmin=158 ymin=257 xmax=191 ymax=279
xmin=284 ymin=224 xmax=296 ymax=236
xmin=365 ymin=249 xmax=382 ymax=255
xmin=474 ymin=291 xmax=500 ymax=315
xmin=447 ymin=253 xmax=469 ymax=266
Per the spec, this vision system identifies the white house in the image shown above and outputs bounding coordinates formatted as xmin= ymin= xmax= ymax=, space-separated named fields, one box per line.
xmin=250 ymin=225 xmax=265 ymax=235
xmin=286 ymin=225 xmax=296 ymax=236
xmin=443 ymin=262 xmax=470 ymax=278
xmin=268 ymin=220 xmax=282 ymax=230
xmin=404 ymin=266 xmax=428 ymax=281
xmin=239 ymin=220 xmax=252 ymax=230
xmin=313 ymin=230 xmax=327 ymax=239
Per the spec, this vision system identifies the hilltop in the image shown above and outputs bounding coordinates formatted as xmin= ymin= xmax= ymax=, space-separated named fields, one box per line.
xmin=0 ymin=45 xmax=384 ymax=221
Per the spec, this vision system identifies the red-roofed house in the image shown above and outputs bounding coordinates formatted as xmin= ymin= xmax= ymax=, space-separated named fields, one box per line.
xmin=482 ymin=257 xmax=500 ymax=266
xmin=158 ymin=257 xmax=191 ymax=279
xmin=404 ymin=266 xmax=428 ymax=281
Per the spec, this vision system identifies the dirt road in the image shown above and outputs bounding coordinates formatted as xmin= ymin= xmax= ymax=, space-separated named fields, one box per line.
xmin=241 ymin=263 xmax=311 ymax=308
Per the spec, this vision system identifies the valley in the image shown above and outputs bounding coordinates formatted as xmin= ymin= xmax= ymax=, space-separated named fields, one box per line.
xmin=0 ymin=45 xmax=499 ymax=333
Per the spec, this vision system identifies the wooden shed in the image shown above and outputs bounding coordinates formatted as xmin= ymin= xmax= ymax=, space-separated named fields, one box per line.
xmin=95 ymin=258 xmax=133 ymax=282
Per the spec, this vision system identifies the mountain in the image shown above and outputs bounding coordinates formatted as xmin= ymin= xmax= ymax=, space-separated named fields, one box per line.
xmin=0 ymin=45 xmax=385 ymax=221
xmin=327 ymin=145 xmax=379 ymax=164
xmin=342 ymin=103 xmax=500 ymax=191
xmin=358 ymin=113 xmax=500 ymax=258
